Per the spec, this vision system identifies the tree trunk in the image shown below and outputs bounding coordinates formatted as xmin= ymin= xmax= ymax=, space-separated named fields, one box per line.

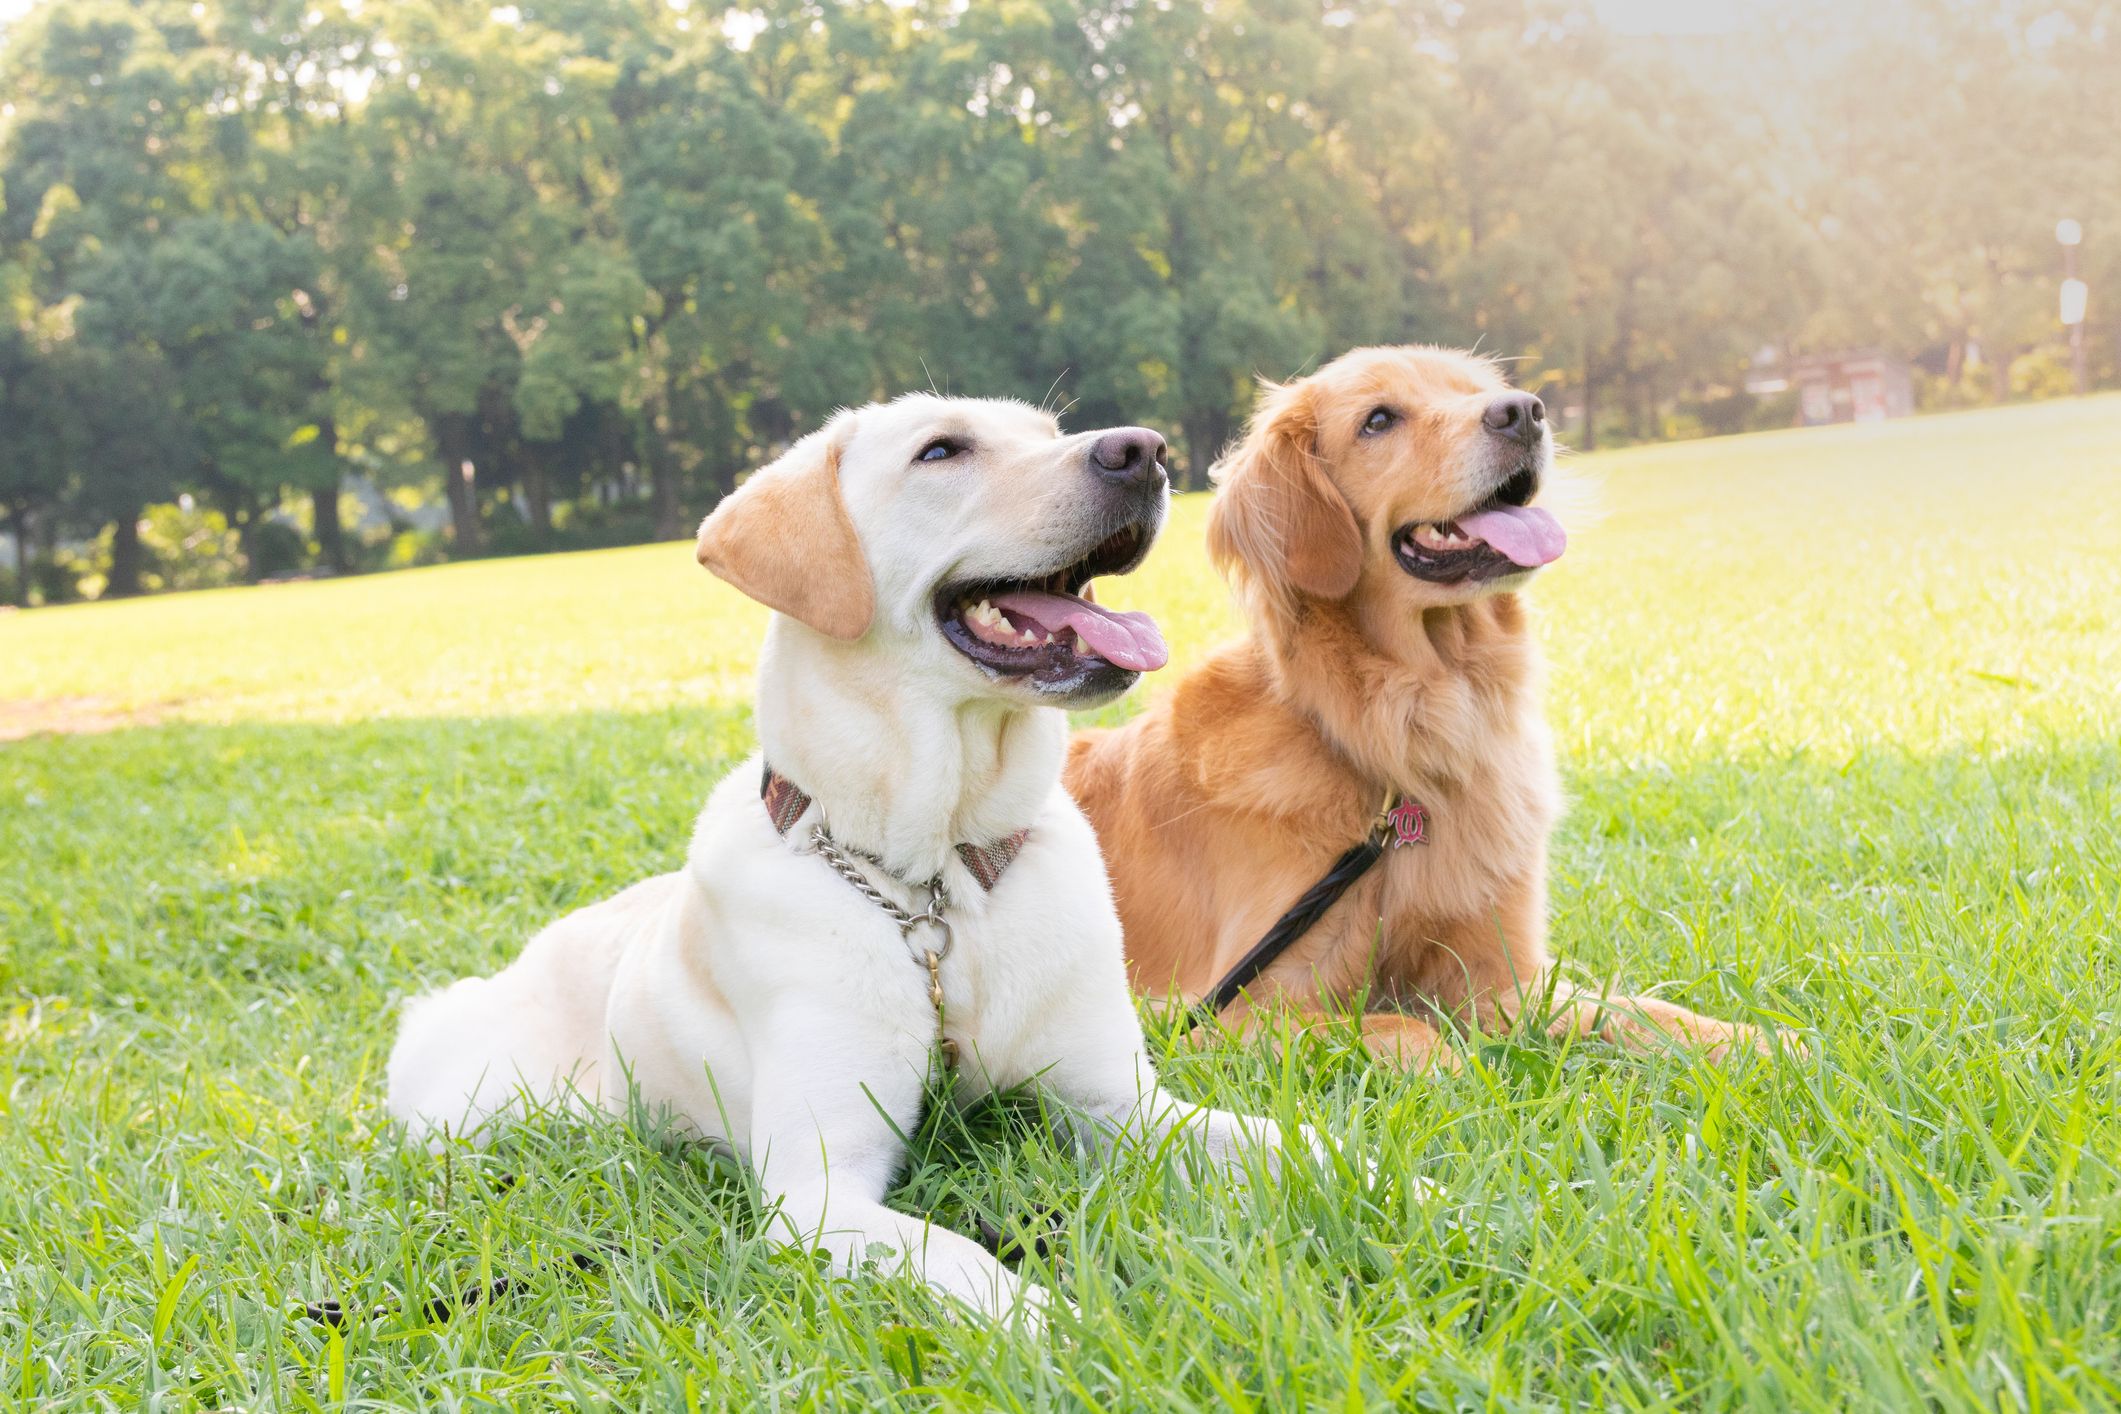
xmin=309 ymin=487 xmax=347 ymax=576
xmin=641 ymin=420 xmax=687 ymax=541
xmin=597 ymin=406 xmax=628 ymax=491
xmin=106 ymin=507 xmax=145 ymax=598
xmin=312 ymin=415 xmax=349 ymax=574
xmin=1989 ymin=347 xmax=2013 ymax=402
xmin=1579 ymin=352 xmax=1598 ymax=452
xmin=435 ymin=413 xmax=485 ymax=554
xmin=521 ymin=443 xmax=554 ymax=536
xmin=444 ymin=460 xmax=482 ymax=553
xmin=1178 ymin=408 xmax=1231 ymax=493
xmin=1619 ymin=358 xmax=1652 ymax=442
xmin=312 ymin=482 xmax=347 ymax=574
xmin=5 ymin=507 xmax=27 ymax=607
xmin=36 ymin=511 xmax=57 ymax=585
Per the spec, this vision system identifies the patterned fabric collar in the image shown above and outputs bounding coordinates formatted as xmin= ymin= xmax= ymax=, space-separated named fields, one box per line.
xmin=760 ymin=764 xmax=1029 ymax=893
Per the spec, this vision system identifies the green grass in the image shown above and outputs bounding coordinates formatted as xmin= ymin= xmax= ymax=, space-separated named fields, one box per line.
xmin=3 ymin=396 xmax=2119 ymax=1408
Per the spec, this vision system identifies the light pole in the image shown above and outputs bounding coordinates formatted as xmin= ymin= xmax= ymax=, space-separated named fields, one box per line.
xmin=2057 ymin=218 xmax=2088 ymax=396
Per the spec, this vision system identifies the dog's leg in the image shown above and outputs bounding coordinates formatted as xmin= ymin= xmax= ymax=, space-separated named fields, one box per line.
xmin=1396 ymin=896 xmax=1792 ymax=1062
xmin=1518 ymin=977 xmax=1787 ymax=1061
xmin=1033 ymin=1039 xmax=1311 ymax=1174
xmin=745 ymin=1018 xmax=1052 ymax=1330
xmin=1208 ymin=993 xmax=1462 ymax=1073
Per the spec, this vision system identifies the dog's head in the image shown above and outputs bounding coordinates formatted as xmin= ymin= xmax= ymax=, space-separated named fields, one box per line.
xmin=697 ymin=394 xmax=1171 ymax=708
xmin=1208 ymin=346 xmax=1566 ymax=618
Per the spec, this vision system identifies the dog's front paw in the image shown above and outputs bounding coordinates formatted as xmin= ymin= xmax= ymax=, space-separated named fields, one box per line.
xmin=1297 ymin=1122 xmax=1336 ymax=1171
xmin=1006 ymin=1280 xmax=1071 ymax=1339
xmin=938 ymin=1269 xmax=1068 ymax=1338
xmin=1293 ymin=1124 xmax=1449 ymax=1202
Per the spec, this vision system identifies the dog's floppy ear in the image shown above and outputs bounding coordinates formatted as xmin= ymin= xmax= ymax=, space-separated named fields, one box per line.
xmin=1208 ymin=378 xmax=1362 ymax=602
xmin=696 ymin=412 xmax=874 ymax=641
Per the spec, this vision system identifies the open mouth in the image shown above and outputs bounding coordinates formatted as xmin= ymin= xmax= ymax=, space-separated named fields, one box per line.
xmin=936 ymin=519 xmax=1169 ymax=691
xmin=1393 ymin=464 xmax=1566 ymax=585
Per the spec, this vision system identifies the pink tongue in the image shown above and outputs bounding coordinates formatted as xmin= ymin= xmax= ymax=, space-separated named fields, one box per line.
xmin=988 ymin=590 xmax=1170 ymax=671
xmin=1455 ymin=505 xmax=1566 ymax=567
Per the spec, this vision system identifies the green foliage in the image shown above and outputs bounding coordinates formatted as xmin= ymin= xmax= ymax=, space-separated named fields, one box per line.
xmin=0 ymin=0 xmax=2115 ymax=592
xmin=3 ymin=400 xmax=2119 ymax=1404
xmin=2011 ymin=347 xmax=2079 ymax=401
xmin=244 ymin=518 xmax=310 ymax=579
xmin=136 ymin=501 xmax=245 ymax=592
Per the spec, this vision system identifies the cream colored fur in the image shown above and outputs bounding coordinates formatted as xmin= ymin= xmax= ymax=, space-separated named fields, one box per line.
xmin=386 ymin=395 xmax=1302 ymax=1329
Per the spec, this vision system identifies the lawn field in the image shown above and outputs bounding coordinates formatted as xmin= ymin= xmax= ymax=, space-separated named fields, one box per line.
xmin=3 ymin=397 xmax=2120 ymax=1409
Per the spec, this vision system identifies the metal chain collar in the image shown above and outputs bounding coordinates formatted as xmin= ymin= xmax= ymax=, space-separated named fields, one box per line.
xmin=808 ymin=824 xmax=961 ymax=1072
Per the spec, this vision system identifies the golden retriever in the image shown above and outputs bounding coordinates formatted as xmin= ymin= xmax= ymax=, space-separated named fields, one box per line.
xmin=1067 ymin=346 xmax=1779 ymax=1068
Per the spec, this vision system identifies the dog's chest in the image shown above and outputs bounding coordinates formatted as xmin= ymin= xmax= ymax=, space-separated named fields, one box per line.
xmin=936 ymin=896 xmax=1061 ymax=1064
xmin=1376 ymin=745 xmax=1557 ymax=921
xmin=825 ymin=887 xmax=1076 ymax=1092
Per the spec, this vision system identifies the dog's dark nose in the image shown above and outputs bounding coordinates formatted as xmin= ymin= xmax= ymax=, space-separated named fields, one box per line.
xmin=1088 ymin=427 xmax=1167 ymax=488
xmin=1482 ymin=392 xmax=1546 ymax=446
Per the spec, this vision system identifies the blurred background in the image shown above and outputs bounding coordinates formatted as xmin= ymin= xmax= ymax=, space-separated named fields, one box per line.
xmin=0 ymin=0 xmax=2113 ymax=604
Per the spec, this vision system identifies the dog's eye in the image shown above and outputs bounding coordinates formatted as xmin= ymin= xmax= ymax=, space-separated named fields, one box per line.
xmin=1360 ymin=407 xmax=1398 ymax=437
xmin=916 ymin=438 xmax=964 ymax=463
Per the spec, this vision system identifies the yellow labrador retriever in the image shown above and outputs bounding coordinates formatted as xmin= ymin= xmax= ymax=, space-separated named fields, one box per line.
xmin=387 ymin=396 xmax=1308 ymax=1328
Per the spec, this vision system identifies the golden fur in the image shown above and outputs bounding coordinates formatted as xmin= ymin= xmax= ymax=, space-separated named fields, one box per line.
xmin=695 ymin=413 xmax=874 ymax=642
xmin=1068 ymin=346 xmax=1773 ymax=1067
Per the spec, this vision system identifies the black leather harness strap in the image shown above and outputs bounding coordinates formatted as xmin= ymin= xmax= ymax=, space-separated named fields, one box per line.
xmin=1184 ymin=792 xmax=1429 ymax=1033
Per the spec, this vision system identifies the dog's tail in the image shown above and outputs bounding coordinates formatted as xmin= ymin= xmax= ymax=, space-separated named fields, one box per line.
xmin=384 ymin=879 xmax=661 ymax=1143
xmin=384 ymin=968 xmax=602 ymax=1144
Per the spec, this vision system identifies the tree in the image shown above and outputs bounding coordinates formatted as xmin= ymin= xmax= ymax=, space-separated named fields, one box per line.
xmin=0 ymin=0 xmax=2110 ymax=599
xmin=346 ymin=0 xmax=604 ymax=551
xmin=193 ymin=0 xmax=375 ymax=571
xmin=0 ymin=303 xmax=74 ymax=604
xmin=601 ymin=2 xmax=848 ymax=534
xmin=74 ymin=218 xmax=336 ymax=570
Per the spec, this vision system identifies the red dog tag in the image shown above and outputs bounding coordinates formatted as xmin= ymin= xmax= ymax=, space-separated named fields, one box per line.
xmin=1386 ymin=800 xmax=1430 ymax=847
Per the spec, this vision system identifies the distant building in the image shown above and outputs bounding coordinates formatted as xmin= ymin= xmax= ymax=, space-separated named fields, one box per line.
xmin=1750 ymin=349 xmax=1915 ymax=426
